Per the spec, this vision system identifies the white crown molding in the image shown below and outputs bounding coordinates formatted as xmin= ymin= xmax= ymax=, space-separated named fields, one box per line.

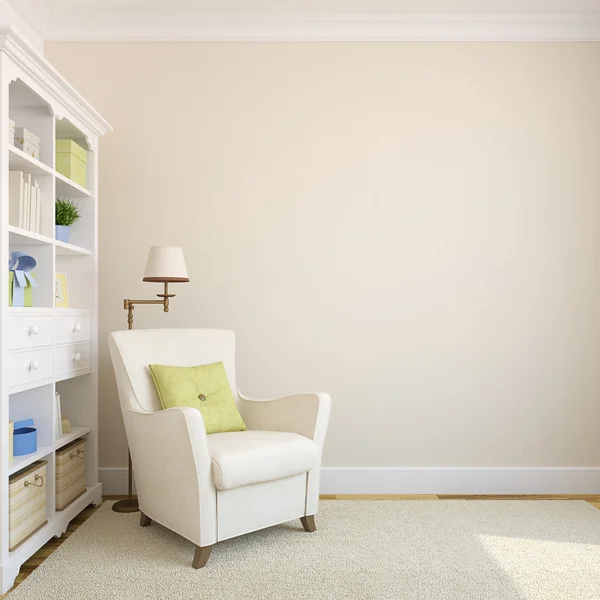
xmin=0 ymin=27 xmax=112 ymax=136
xmin=99 ymin=466 xmax=600 ymax=496
xmin=6 ymin=7 xmax=600 ymax=42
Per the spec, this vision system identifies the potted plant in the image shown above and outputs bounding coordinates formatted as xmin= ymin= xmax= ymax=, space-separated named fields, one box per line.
xmin=55 ymin=198 xmax=80 ymax=243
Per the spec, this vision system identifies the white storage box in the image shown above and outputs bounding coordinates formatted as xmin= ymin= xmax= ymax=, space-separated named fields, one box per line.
xmin=9 ymin=460 xmax=48 ymax=551
xmin=14 ymin=126 xmax=40 ymax=160
xmin=56 ymin=438 xmax=86 ymax=511
xmin=8 ymin=119 xmax=15 ymax=145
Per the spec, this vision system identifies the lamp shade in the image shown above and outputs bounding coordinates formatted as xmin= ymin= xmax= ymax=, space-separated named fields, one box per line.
xmin=143 ymin=246 xmax=189 ymax=283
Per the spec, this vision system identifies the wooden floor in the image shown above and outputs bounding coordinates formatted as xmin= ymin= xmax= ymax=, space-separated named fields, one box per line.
xmin=3 ymin=495 xmax=600 ymax=598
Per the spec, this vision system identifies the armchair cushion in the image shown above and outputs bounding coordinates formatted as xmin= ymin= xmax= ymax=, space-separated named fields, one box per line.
xmin=207 ymin=430 xmax=319 ymax=490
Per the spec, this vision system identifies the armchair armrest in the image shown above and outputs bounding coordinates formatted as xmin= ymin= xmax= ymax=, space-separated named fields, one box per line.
xmin=126 ymin=405 xmax=211 ymax=477
xmin=238 ymin=390 xmax=332 ymax=449
xmin=124 ymin=406 xmax=216 ymax=547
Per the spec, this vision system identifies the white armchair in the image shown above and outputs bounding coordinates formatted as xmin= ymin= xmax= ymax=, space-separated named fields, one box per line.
xmin=108 ymin=328 xmax=331 ymax=568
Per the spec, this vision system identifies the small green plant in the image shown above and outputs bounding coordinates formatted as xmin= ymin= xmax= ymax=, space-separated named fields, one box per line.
xmin=55 ymin=198 xmax=80 ymax=227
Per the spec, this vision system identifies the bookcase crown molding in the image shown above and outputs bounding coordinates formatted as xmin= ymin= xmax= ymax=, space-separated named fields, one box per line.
xmin=7 ymin=12 xmax=600 ymax=41
xmin=0 ymin=27 xmax=111 ymax=138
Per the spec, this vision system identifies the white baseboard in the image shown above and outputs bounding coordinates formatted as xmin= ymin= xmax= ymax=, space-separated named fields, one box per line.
xmin=99 ymin=468 xmax=137 ymax=496
xmin=319 ymin=467 xmax=600 ymax=495
xmin=99 ymin=466 xmax=600 ymax=496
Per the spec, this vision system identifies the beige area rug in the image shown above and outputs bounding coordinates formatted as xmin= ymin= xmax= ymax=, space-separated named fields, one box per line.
xmin=8 ymin=500 xmax=600 ymax=599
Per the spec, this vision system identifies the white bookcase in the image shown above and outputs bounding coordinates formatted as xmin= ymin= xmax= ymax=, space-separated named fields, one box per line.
xmin=0 ymin=28 xmax=111 ymax=593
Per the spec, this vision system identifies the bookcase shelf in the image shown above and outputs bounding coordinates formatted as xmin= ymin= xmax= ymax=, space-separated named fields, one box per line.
xmin=8 ymin=146 xmax=53 ymax=177
xmin=55 ymin=426 xmax=91 ymax=451
xmin=7 ymin=306 xmax=54 ymax=315
xmin=55 ymin=171 xmax=91 ymax=199
xmin=8 ymin=446 xmax=53 ymax=477
xmin=1 ymin=27 xmax=110 ymax=595
xmin=8 ymin=225 xmax=53 ymax=246
xmin=9 ymin=228 xmax=92 ymax=257
xmin=54 ymin=240 xmax=92 ymax=257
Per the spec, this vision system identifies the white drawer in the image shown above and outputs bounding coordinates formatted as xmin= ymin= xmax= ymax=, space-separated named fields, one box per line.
xmin=55 ymin=314 xmax=91 ymax=345
xmin=55 ymin=343 xmax=91 ymax=380
xmin=8 ymin=314 xmax=53 ymax=351
xmin=8 ymin=348 xmax=53 ymax=389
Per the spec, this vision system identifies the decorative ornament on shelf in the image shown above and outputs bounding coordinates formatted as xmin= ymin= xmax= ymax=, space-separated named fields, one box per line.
xmin=61 ymin=417 xmax=71 ymax=434
xmin=13 ymin=418 xmax=37 ymax=456
xmin=55 ymin=198 xmax=80 ymax=244
xmin=55 ymin=272 xmax=70 ymax=308
xmin=8 ymin=251 xmax=37 ymax=307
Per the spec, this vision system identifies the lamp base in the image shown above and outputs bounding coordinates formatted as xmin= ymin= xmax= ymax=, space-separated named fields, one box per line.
xmin=112 ymin=498 xmax=139 ymax=513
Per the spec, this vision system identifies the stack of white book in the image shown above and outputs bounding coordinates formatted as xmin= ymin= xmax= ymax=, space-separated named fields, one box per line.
xmin=9 ymin=170 xmax=42 ymax=233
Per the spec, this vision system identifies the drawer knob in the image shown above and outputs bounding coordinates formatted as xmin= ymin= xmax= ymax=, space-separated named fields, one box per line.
xmin=72 ymin=352 xmax=82 ymax=362
xmin=28 ymin=325 xmax=39 ymax=336
xmin=28 ymin=360 xmax=39 ymax=371
xmin=73 ymin=324 xmax=82 ymax=333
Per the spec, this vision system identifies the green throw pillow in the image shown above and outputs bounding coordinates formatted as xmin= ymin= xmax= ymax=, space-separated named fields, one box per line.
xmin=149 ymin=361 xmax=247 ymax=434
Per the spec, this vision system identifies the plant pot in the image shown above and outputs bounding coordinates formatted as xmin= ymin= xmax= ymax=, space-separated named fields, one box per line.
xmin=55 ymin=225 xmax=70 ymax=243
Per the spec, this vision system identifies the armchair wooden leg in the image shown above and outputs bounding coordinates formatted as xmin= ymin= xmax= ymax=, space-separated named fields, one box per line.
xmin=140 ymin=512 xmax=152 ymax=527
xmin=193 ymin=545 xmax=214 ymax=569
xmin=300 ymin=515 xmax=316 ymax=532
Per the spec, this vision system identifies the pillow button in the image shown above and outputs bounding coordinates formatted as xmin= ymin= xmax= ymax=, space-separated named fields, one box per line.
xmin=198 ymin=394 xmax=207 ymax=401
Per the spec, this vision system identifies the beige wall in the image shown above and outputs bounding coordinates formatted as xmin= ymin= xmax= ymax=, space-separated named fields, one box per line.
xmin=45 ymin=42 xmax=600 ymax=470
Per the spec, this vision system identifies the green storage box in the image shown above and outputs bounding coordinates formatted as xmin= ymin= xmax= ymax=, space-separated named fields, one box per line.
xmin=9 ymin=271 xmax=33 ymax=307
xmin=56 ymin=139 xmax=87 ymax=188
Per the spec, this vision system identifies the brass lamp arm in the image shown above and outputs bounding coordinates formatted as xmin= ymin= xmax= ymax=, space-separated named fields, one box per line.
xmin=124 ymin=282 xmax=175 ymax=330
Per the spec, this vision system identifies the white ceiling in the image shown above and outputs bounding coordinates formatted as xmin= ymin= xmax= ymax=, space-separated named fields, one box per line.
xmin=7 ymin=0 xmax=600 ymax=40
xmin=21 ymin=0 xmax=600 ymax=16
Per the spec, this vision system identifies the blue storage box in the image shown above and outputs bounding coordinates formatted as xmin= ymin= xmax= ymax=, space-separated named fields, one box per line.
xmin=13 ymin=418 xmax=37 ymax=456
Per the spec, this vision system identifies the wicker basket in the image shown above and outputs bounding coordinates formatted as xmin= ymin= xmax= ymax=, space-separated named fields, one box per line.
xmin=9 ymin=460 xmax=48 ymax=551
xmin=56 ymin=438 xmax=86 ymax=511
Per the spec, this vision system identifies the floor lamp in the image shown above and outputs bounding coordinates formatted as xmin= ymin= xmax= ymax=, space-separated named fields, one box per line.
xmin=112 ymin=246 xmax=189 ymax=513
